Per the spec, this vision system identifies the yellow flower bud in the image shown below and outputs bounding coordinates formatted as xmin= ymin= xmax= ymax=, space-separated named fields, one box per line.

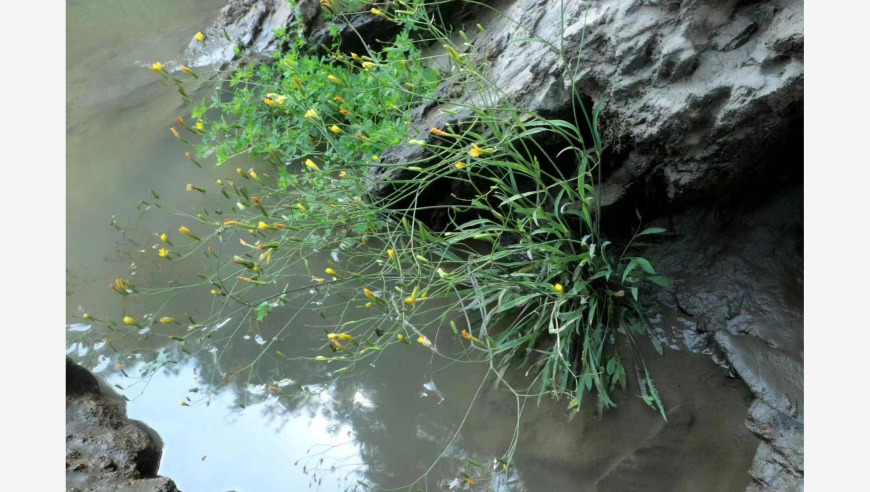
xmin=159 ymin=317 xmax=175 ymax=324
xmin=304 ymin=108 xmax=318 ymax=120
xmin=330 ymin=125 xmax=342 ymax=134
xmin=387 ymin=249 xmax=397 ymax=261
xmin=327 ymin=74 xmax=342 ymax=85
xmin=123 ymin=316 xmax=137 ymax=325
xmin=305 ymin=159 xmax=320 ymax=171
xmin=194 ymin=32 xmax=205 ymax=42
xmin=554 ymin=283 xmax=565 ymax=293
xmin=149 ymin=61 xmax=164 ymax=73
xmin=363 ymin=287 xmax=376 ymax=300
xmin=325 ymin=268 xmax=337 ymax=276
xmin=371 ymin=7 xmax=384 ymax=16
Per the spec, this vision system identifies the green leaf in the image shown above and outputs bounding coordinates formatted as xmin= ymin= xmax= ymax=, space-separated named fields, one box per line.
xmin=256 ymin=301 xmax=274 ymax=321
xmin=635 ymin=257 xmax=656 ymax=274
xmin=465 ymin=458 xmax=484 ymax=467
xmin=637 ymin=227 xmax=666 ymax=236
xmin=647 ymin=276 xmax=672 ymax=287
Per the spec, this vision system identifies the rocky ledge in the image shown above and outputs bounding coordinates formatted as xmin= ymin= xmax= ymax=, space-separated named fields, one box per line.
xmin=66 ymin=357 xmax=179 ymax=492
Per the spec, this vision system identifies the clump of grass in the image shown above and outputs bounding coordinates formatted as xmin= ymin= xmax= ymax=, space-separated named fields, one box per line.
xmin=106 ymin=0 xmax=670 ymax=445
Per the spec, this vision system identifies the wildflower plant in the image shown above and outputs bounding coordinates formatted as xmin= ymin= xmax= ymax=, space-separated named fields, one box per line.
xmin=100 ymin=0 xmax=671 ymax=487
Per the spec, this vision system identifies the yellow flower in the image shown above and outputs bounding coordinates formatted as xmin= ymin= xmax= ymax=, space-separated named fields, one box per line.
xmin=351 ymin=53 xmax=361 ymax=62
xmin=333 ymin=95 xmax=346 ymax=103
xmin=461 ymin=330 xmax=480 ymax=342
xmin=179 ymin=400 xmax=189 ymax=406
xmin=387 ymin=249 xmax=397 ymax=261
xmin=158 ymin=248 xmax=169 ymax=258
xmin=158 ymin=317 xmax=175 ymax=324
xmin=264 ymin=98 xmax=278 ymax=107
xmin=397 ymin=333 xmax=406 ymax=341
xmin=371 ymin=7 xmax=384 ymax=16
xmin=469 ymin=143 xmax=483 ymax=157
xmin=237 ymin=168 xmax=246 ymax=178
xmin=249 ymin=169 xmax=261 ymax=181
xmin=304 ymin=108 xmax=318 ymax=120
xmin=305 ymin=159 xmax=320 ymax=171
xmin=361 ymin=61 xmax=375 ymax=70
xmin=178 ymin=226 xmax=201 ymax=241
xmin=296 ymin=203 xmax=307 ymax=213
xmin=325 ymin=268 xmax=337 ymax=276
xmin=455 ymin=161 xmax=467 ymax=169
xmin=123 ymin=316 xmax=137 ymax=325
xmin=417 ymin=335 xmax=433 ymax=348
xmin=160 ymin=233 xmax=169 ymax=243
xmin=371 ymin=155 xmax=379 ymax=161
xmin=196 ymin=120 xmax=204 ymax=131
xmin=330 ymin=125 xmax=342 ymax=134
xmin=181 ymin=65 xmax=195 ymax=75
xmin=363 ymin=287 xmax=377 ymax=300
xmin=149 ymin=61 xmax=164 ymax=73
xmin=327 ymin=74 xmax=342 ymax=85
xmin=403 ymin=294 xmax=417 ymax=306
xmin=194 ymin=32 xmax=205 ymax=42
xmin=339 ymin=171 xmax=349 ymax=178
xmin=554 ymin=283 xmax=565 ymax=293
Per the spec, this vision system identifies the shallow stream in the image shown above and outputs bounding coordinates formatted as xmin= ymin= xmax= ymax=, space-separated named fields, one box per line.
xmin=66 ymin=1 xmax=759 ymax=490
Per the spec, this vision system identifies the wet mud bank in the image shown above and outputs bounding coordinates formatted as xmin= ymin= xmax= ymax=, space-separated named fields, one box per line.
xmin=66 ymin=357 xmax=180 ymax=492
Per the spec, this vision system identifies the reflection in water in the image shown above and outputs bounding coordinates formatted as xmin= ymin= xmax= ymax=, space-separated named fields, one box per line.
xmin=67 ymin=0 xmax=759 ymax=490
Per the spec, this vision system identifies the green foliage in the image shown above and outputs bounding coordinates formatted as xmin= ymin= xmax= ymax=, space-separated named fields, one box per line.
xmin=125 ymin=0 xmax=670 ymax=439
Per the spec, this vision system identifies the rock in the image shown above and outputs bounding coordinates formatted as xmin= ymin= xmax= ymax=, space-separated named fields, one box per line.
xmin=643 ymin=185 xmax=803 ymax=491
xmin=179 ymin=0 xmax=302 ymax=70
xmin=745 ymin=399 xmax=804 ymax=491
xmin=373 ymin=0 xmax=802 ymax=213
xmin=66 ymin=358 xmax=179 ymax=492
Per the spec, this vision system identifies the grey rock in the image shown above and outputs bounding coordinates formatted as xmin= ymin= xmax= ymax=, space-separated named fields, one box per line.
xmin=179 ymin=0 xmax=300 ymax=70
xmin=643 ymin=186 xmax=803 ymax=491
xmin=66 ymin=358 xmax=179 ymax=492
xmin=745 ymin=399 xmax=804 ymax=491
xmin=372 ymin=0 xmax=802 ymax=212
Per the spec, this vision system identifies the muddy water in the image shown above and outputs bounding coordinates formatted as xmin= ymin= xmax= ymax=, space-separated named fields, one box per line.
xmin=66 ymin=1 xmax=759 ymax=491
